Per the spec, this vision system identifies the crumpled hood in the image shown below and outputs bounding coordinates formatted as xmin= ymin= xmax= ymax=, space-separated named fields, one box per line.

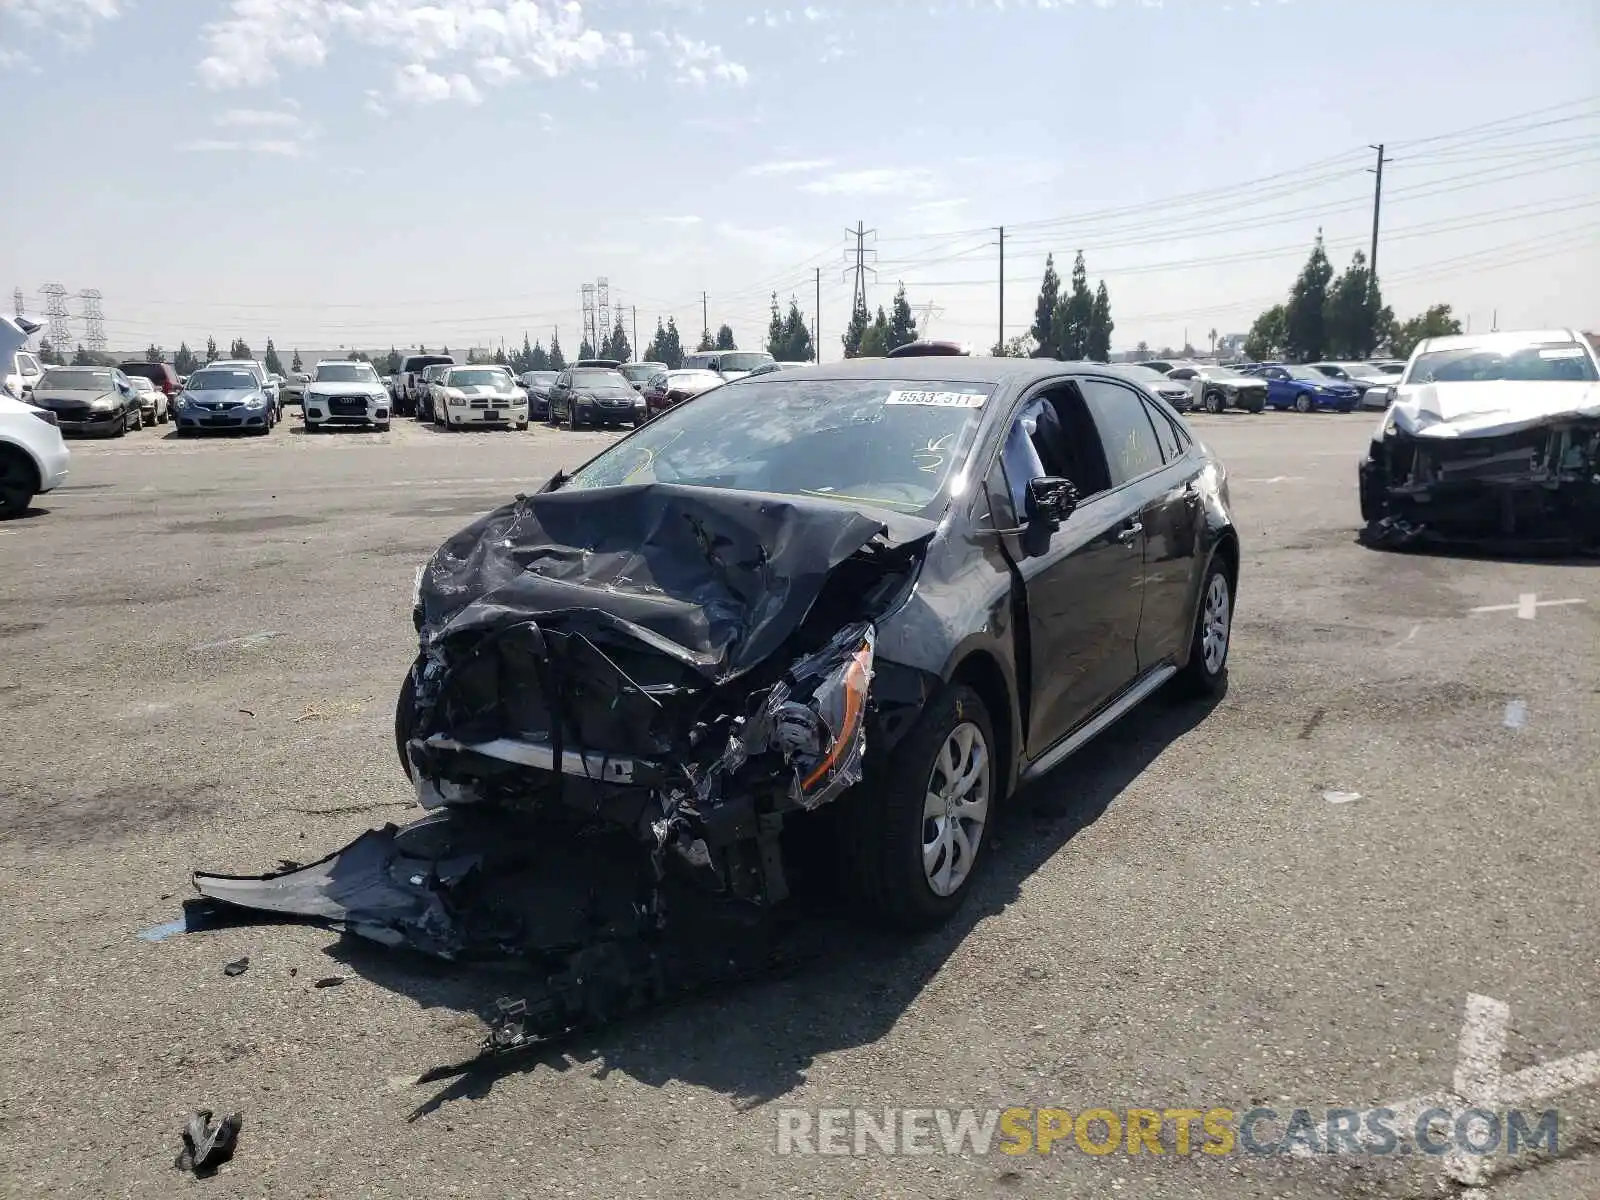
xmin=32 ymin=387 xmax=117 ymax=404
xmin=416 ymin=483 xmax=904 ymax=682
xmin=1389 ymin=380 xmax=1600 ymax=439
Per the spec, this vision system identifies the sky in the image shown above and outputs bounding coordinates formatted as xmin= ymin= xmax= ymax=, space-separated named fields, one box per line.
xmin=1 ymin=0 xmax=1597 ymax=361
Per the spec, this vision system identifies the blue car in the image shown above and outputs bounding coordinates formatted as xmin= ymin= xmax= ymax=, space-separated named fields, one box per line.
xmin=1252 ymin=364 xmax=1361 ymax=413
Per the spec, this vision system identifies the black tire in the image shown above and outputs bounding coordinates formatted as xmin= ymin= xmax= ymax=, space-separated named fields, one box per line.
xmin=1175 ymin=553 xmax=1232 ymax=698
xmin=565 ymin=403 xmax=580 ymax=431
xmin=377 ymin=422 xmax=392 ymax=433
xmin=112 ymin=412 xmax=128 ymax=438
xmin=845 ymin=683 xmax=998 ymax=929
xmin=1246 ymin=398 xmax=1264 ymax=413
xmin=1358 ymin=461 xmax=1385 ymax=523
xmin=1294 ymin=393 xmax=1313 ymax=414
xmin=394 ymin=664 xmax=419 ymax=781
xmin=0 ymin=445 xmax=38 ymax=516
xmin=1204 ymin=390 xmax=1224 ymax=415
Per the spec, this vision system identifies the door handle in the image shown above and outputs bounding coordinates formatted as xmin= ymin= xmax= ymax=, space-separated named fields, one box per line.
xmin=1117 ymin=522 xmax=1143 ymax=544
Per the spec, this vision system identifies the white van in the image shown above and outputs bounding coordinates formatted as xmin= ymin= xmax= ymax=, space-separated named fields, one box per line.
xmin=681 ymin=349 xmax=774 ymax=381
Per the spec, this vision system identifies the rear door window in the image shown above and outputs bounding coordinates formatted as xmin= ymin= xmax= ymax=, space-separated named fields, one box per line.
xmin=1079 ymin=379 xmax=1166 ymax=486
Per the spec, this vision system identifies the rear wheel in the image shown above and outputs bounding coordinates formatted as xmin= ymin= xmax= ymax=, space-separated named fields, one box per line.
xmin=846 ymin=683 xmax=996 ymax=928
xmin=0 ymin=446 xmax=38 ymax=516
xmin=1175 ymin=555 xmax=1232 ymax=697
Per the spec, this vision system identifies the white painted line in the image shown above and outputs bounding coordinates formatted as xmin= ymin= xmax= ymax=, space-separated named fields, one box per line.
xmin=1240 ymin=475 xmax=1303 ymax=484
xmin=1397 ymin=624 xmax=1421 ymax=646
xmin=1322 ymin=790 xmax=1362 ymax=804
xmin=192 ymin=630 xmax=283 ymax=651
xmin=1311 ymin=993 xmax=1600 ymax=1187
xmin=1469 ymin=595 xmax=1586 ymax=618
xmin=1503 ymin=700 xmax=1527 ymax=729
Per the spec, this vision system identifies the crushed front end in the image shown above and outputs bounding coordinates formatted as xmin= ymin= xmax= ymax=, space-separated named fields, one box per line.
xmin=1361 ymin=418 xmax=1600 ymax=552
xmin=194 ymin=483 xmax=931 ymax=982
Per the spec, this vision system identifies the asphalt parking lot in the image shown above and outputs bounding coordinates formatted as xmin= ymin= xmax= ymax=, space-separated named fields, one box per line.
xmin=1 ymin=412 xmax=1596 ymax=1199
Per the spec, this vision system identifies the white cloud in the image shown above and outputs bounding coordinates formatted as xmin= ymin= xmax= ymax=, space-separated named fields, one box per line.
xmin=0 ymin=46 xmax=30 ymax=70
xmin=178 ymin=137 xmax=306 ymax=157
xmin=475 ymin=54 xmax=519 ymax=85
xmin=393 ymin=61 xmax=483 ymax=106
xmin=743 ymin=158 xmax=833 ymax=177
xmin=196 ymin=0 xmax=646 ymax=96
xmin=647 ymin=215 xmax=703 ymax=225
xmin=651 ymin=31 xmax=748 ymax=87
xmin=214 ymin=108 xmax=301 ymax=128
xmin=801 ymin=167 xmax=939 ymax=197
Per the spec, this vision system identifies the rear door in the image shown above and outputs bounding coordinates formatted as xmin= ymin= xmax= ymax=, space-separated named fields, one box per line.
xmin=1132 ymin=392 xmax=1205 ymax=667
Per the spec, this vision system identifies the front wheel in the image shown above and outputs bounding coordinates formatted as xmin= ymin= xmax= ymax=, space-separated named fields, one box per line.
xmin=1175 ymin=555 xmax=1232 ymax=697
xmin=0 ymin=446 xmax=38 ymax=516
xmin=1294 ymin=393 xmax=1313 ymax=414
xmin=1204 ymin=390 xmax=1224 ymax=414
xmin=846 ymin=683 xmax=996 ymax=928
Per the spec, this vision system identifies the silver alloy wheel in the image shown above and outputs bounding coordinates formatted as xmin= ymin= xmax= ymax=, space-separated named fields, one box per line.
xmin=1295 ymin=393 xmax=1312 ymax=413
xmin=1202 ymin=570 xmax=1232 ymax=675
xmin=921 ymin=721 xmax=991 ymax=898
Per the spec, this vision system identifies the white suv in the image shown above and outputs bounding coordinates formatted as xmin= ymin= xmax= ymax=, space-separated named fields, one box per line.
xmin=0 ymin=393 xmax=71 ymax=516
xmin=303 ymin=361 xmax=392 ymax=432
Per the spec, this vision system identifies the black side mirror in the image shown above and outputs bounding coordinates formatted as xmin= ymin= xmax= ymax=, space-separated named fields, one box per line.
xmin=1026 ymin=476 xmax=1078 ymax=529
xmin=1020 ymin=476 xmax=1078 ymax=558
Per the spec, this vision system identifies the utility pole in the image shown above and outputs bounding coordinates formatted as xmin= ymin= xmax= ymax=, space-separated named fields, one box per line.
xmin=701 ymin=291 xmax=709 ymax=341
xmin=815 ymin=266 xmax=822 ymax=362
xmin=1368 ymin=143 xmax=1392 ymax=303
xmin=996 ymin=226 xmax=1005 ymax=353
xmin=631 ymin=305 xmax=638 ymax=360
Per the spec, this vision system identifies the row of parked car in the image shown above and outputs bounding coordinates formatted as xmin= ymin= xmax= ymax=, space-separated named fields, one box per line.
xmin=1121 ymin=357 xmax=1408 ymax=414
xmin=376 ymin=348 xmax=802 ymax=431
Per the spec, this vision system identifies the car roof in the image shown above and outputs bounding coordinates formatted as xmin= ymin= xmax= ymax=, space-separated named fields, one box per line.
xmin=1414 ymin=328 xmax=1584 ymax=354
xmin=733 ymin=356 xmax=1144 ymax=388
xmin=315 ymin=359 xmax=370 ymax=367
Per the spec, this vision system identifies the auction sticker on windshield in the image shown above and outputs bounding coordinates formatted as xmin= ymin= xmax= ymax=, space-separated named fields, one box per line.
xmin=884 ymin=390 xmax=989 ymax=408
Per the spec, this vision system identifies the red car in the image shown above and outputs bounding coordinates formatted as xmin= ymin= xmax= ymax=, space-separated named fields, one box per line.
xmin=118 ymin=360 xmax=181 ymax=398
xmin=642 ymin=368 xmax=723 ymax=417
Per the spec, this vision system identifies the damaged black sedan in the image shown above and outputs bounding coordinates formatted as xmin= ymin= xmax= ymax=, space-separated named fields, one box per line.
xmin=1359 ymin=329 xmax=1600 ymax=552
xmin=197 ymin=359 xmax=1239 ymax=963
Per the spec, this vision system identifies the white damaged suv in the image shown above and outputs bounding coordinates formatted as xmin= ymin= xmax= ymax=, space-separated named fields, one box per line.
xmin=303 ymin=360 xmax=392 ymax=432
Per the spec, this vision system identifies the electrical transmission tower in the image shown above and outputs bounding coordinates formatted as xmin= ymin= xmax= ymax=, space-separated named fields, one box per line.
xmin=41 ymin=283 xmax=72 ymax=349
xmin=843 ymin=221 xmax=878 ymax=316
xmin=581 ymin=284 xmax=597 ymax=352
xmin=596 ymin=277 xmax=610 ymax=346
xmin=80 ymin=289 xmax=107 ymax=352
xmin=912 ymin=302 xmax=943 ymax=336
xmin=12 ymin=288 xmax=23 ymax=318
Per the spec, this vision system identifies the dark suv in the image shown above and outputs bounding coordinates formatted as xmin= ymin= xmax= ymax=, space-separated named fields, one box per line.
xmin=118 ymin=361 xmax=180 ymax=398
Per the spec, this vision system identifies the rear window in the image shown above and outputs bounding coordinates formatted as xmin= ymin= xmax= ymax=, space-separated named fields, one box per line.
xmin=405 ymin=356 xmax=453 ymax=372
